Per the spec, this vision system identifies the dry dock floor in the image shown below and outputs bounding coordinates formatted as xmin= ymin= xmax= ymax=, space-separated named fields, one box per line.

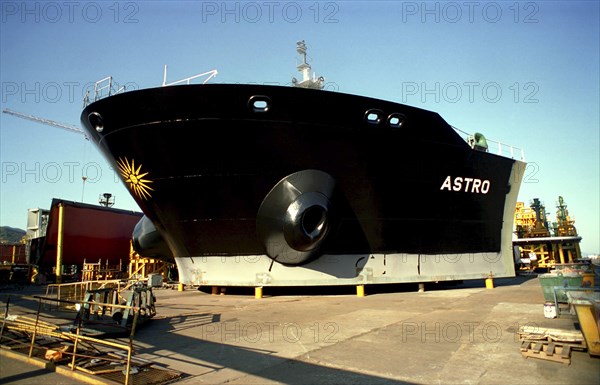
xmin=1 ymin=275 xmax=599 ymax=385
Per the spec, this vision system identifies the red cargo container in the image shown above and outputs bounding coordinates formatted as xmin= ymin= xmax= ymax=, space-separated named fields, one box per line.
xmin=38 ymin=199 xmax=143 ymax=268
xmin=0 ymin=244 xmax=27 ymax=264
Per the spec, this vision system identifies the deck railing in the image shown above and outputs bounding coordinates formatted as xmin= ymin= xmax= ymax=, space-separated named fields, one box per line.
xmin=83 ymin=76 xmax=127 ymax=107
xmin=162 ymin=65 xmax=218 ymax=86
xmin=453 ymin=126 xmax=525 ymax=161
xmin=486 ymin=138 xmax=526 ymax=161
xmin=83 ymin=67 xmax=218 ymax=107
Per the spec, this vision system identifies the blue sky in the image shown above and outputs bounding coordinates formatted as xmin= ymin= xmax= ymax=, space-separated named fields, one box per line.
xmin=1 ymin=1 xmax=599 ymax=254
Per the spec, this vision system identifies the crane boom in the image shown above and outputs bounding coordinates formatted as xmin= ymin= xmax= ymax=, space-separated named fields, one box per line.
xmin=2 ymin=108 xmax=87 ymax=138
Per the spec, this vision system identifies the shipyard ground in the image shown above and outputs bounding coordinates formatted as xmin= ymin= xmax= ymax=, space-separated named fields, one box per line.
xmin=1 ymin=276 xmax=599 ymax=385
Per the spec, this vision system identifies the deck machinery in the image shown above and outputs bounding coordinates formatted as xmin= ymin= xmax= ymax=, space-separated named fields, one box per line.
xmin=513 ymin=196 xmax=582 ymax=269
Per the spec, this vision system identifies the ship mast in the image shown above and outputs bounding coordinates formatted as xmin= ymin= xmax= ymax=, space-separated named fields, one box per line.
xmin=292 ymin=40 xmax=325 ymax=89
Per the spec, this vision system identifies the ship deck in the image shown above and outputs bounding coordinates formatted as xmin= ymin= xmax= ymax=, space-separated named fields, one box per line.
xmin=1 ymin=277 xmax=599 ymax=385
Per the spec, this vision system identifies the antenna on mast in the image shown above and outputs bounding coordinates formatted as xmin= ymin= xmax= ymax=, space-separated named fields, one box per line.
xmin=98 ymin=193 xmax=115 ymax=207
xmin=292 ymin=40 xmax=324 ymax=90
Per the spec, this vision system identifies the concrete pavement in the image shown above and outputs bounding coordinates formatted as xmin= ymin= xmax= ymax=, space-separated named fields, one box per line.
xmin=1 ymin=276 xmax=599 ymax=384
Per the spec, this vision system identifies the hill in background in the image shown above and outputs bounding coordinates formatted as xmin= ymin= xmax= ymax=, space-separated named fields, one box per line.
xmin=0 ymin=227 xmax=26 ymax=243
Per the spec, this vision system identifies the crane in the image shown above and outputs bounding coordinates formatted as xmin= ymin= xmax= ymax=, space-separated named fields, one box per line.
xmin=2 ymin=108 xmax=103 ymax=203
xmin=2 ymin=108 xmax=87 ymax=139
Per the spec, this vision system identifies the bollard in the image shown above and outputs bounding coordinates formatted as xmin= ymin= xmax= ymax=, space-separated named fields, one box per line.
xmin=178 ymin=283 xmax=184 ymax=291
xmin=255 ymin=287 xmax=263 ymax=299
xmin=485 ymin=272 xmax=494 ymax=289
xmin=418 ymin=283 xmax=425 ymax=293
xmin=356 ymin=285 xmax=365 ymax=297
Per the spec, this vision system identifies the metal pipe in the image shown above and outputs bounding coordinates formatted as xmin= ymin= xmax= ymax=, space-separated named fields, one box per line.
xmin=71 ymin=315 xmax=82 ymax=371
xmin=559 ymin=245 xmax=565 ymax=264
xmin=125 ymin=311 xmax=140 ymax=385
xmin=56 ymin=203 xmax=65 ymax=284
xmin=29 ymin=298 xmax=42 ymax=358
xmin=0 ymin=295 xmax=11 ymax=342
xmin=33 ymin=295 xmax=142 ymax=311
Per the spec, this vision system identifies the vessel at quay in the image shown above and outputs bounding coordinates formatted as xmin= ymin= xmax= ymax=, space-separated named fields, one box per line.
xmin=81 ymin=42 xmax=526 ymax=286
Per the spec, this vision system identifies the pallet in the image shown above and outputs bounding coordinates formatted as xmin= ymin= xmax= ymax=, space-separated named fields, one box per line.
xmin=520 ymin=339 xmax=580 ymax=364
xmin=518 ymin=325 xmax=586 ymax=345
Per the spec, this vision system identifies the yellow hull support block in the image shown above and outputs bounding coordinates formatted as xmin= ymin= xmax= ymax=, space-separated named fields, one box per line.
xmin=356 ymin=285 xmax=365 ymax=297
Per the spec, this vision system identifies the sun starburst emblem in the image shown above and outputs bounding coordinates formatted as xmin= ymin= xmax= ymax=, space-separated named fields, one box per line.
xmin=117 ymin=157 xmax=154 ymax=200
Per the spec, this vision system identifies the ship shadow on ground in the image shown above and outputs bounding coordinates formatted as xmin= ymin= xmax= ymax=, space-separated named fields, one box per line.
xmin=132 ymin=313 xmax=416 ymax=385
xmin=197 ymin=273 xmax=540 ymax=297
xmin=0 ymin=286 xmax=79 ymax=324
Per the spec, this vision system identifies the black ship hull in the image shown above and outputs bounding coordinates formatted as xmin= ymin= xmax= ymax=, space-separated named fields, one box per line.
xmin=81 ymin=85 xmax=525 ymax=285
